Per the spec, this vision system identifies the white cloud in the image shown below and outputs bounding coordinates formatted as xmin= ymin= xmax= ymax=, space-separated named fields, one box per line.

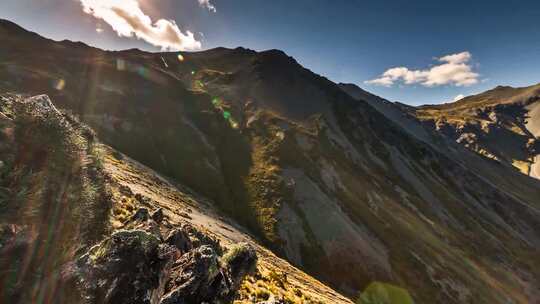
xmin=198 ymin=0 xmax=217 ymax=12
xmin=439 ymin=52 xmax=471 ymax=64
xmin=365 ymin=51 xmax=479 ymax=88
xmin=80 ymin=0 xmax=202 ymax=51
xmin=453 ymin=94 xmax=465 ymax=102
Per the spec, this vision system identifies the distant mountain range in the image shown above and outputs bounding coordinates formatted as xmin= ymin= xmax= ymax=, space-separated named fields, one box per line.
xmin=1 ymin=19 xmax=539 ymax=304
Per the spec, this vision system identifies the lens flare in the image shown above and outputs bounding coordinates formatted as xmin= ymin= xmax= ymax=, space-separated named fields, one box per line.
xmin=161 ymin=56 xmax=169 ymax=68
xmin=177 ymin=54 xmax=185 ymax=62
xmin=137 ymin=66 xmax=147 ymax=78
xmin=212 ymin=98 xmax=221 ymax=106
xmin=53 ymin=79 xmax=66 ymax=91
xmin=210 ymin=97 xmax=239 ymax=129
xmin=116 ymin=59 xmax=126 ymax=71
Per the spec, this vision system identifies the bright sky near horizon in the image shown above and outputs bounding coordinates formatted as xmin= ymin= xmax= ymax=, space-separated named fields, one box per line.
xmin=1 ymin=0 xmax=539 ymax=105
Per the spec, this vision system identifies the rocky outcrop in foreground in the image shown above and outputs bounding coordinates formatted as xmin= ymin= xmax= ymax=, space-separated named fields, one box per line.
xmin=63 ymin=208 xmax=257 ymax=304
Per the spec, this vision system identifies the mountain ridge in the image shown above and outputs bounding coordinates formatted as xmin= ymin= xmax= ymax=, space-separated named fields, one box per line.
xmin=420 ymin=83 xmax=540 ymax=108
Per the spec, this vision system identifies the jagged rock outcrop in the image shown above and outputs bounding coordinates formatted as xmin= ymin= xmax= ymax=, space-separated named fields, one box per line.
xmin=165 ymin=228 xmax=193 ymax=254
xmin=64 ymin=208 xmax=257 ymax=304
xmin=65 ymin=229 xmax=168 ymax=304
xmin=160 ymin=245 xmax=220 ymax=303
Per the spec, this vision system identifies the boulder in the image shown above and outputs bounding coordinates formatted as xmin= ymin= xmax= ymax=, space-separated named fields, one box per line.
xmin=180 ymin=223 xmax=222 ymax=254
xmin=126 ymin=208 xmax=163 ymax=239
xmin=160 ymin=245 xmax=220 ymax=304
xmin=165 ymin=228 xmax=192 ymax=254
xmin=160 ymin=243 xmax=257 ymax=304
xmin=151 ymin=208 xmax=164 ymax=223
xmin=131 ymin=207 xmax=150 ymax=222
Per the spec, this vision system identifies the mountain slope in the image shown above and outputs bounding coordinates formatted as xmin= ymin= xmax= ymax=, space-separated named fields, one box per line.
xmin=416 ymin=84 xmax=540 ymax=178
xmin=1 ymin=19 xmax=540 ymax=304
xmin=339 ymin=83 xmax=432 ymax=143
xmin=102 ymin=141 xmax=352 ymax=304
xmin=0 ymin=93 xmax=351 ymax=303
xmin=341 ymin=82 xmax=540 ymax=211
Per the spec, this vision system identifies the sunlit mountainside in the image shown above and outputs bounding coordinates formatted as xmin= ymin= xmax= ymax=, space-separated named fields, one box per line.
xmin=1 ymin=19 xmax=539 ymax=304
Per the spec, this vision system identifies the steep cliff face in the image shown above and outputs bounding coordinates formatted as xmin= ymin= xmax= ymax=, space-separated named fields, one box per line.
xmin=1 ymin=19 xmax=540 ymax=304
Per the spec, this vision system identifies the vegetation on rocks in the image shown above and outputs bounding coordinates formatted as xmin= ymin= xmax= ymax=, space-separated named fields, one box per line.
xmin=236 ymin=269 xmax=324 ymax=304
xmin=68 ymin=206 xmax=257 ymax=304
xmin=0 ymin=93 xmax=111 ymax=303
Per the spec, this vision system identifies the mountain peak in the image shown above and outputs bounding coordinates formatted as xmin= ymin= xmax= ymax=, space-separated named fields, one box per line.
xmin=256 ymin=49 xmax=298 ymax=66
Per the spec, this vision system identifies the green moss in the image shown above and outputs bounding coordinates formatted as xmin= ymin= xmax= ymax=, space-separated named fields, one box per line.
xmin=89 ymin=230 xmax=160 ymax=264
xmin=220 ymin=242 xmax=253 ymax=267
xmin=357 ymin=282 xmax=415 ymax=304
xmin=88 ymin=241 xmax=110 ymax=263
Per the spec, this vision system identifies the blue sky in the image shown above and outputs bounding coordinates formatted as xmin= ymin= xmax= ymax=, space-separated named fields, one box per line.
xmin=1 ymin=0 xmax=539 ymax=105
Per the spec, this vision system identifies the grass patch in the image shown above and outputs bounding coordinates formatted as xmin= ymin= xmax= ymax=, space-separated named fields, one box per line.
xmin=357 ymin=282 xmax=415 ymax=304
